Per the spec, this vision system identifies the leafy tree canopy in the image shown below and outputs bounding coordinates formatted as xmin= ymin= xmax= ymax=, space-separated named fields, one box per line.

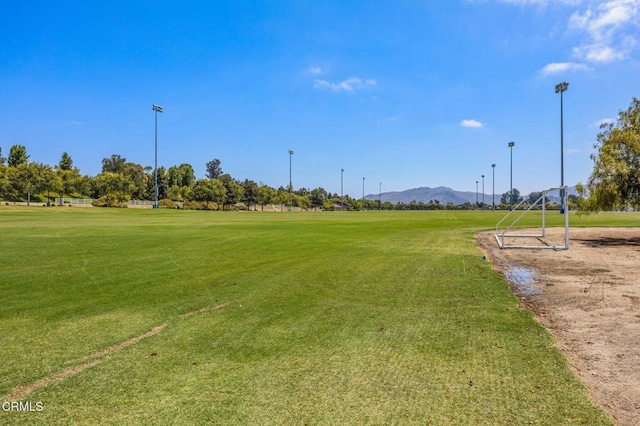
xmin=580 ymin=97 xmax=640 ymax=212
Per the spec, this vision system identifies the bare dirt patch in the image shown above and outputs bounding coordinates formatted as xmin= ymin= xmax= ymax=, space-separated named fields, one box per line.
xmin=478 ymin=227 xmax=640 ymax=426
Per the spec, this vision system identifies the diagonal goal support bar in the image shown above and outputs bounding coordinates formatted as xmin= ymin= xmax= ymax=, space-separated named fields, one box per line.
xmin=495 ymin=186 xmax=569 ymax=250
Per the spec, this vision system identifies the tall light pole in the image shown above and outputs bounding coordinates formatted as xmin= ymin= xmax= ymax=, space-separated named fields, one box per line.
xmin=475 ymin=180 xmax=479 ymax=208
xmin=379 ymin=182 xmax=382 ymax=210
xmin=508 ymin=141 xmax=515 ymax=210
xmin=491 ymin=164 xmax=496 ymax=210
xmin=481 ymin=174 xmax=485 ymax=209
xmin=362 ymin=177 xmax=365 ymax=209
xmin=289 ymin=150 xmax=294 ymax=212
xmin=152 ymin=104 xmax=163 ymax=209
xmin=555 ymin=82 xmax=569 ymax=214
xmin=341 ymin=168 xmax=344 ymax=211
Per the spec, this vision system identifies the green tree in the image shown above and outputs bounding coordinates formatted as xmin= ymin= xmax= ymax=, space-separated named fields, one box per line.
xmin=500 ymin=188 xmax=522 ymax=206
xmin=0 ymin=164 xmax=10 ymax=199
xmin=242 ymin=179 xmax=259 ymax=209
xmin=256 ymin=184 xmax=277 ymax=210
xmin=168 ymin=163 xmax=196 ymax=188
xmin=310 ymin=187 xmax=328 ymax=209
xmin=122 ymin=162 xmax=148 ymax=199
xmin=219 ymin=174 xmax=243 ymax=209
xmin=190 ymin=178 xmax=226 ymax=208
xmin=13 ymin=162 xmax=44 ymax=205
xmin=580 ymin=97 xmax=640 ymax=212
xmin=57 ymin=168 xmax=82 ymax=202
xmin=93 ymin=172 xmax=134 ymax=205
xmin=8 ymin=144 xmax=29 ymax=167
xmin=101 ymin=154 xmax=126 ymax=174
xmin=205 ymin=159 xmax=223 ymax=179
xmin=41 ymin=164 xmax=62 ymax=205
xmin=0 ymin=147 xmax=6 ymax=165
xmin=59 ymin=152 xmax=73 ymax=171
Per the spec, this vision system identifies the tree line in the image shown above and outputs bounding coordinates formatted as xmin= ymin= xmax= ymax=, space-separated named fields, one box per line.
xmin=2 ymin=96 xmax=638 ymax=212
xmin=0 ymin=146 xmax=376 ymax=210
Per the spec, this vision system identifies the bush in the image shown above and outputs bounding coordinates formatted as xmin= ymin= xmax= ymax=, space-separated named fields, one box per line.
xmin=91 ymin=195 xmax=128 ymax=208
xmin=158 ymin=199 xmax=177 ymax=209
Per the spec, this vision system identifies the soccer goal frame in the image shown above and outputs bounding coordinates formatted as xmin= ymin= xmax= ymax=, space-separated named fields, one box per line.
xmin=494 ymin=186 xmax=569 ymax=250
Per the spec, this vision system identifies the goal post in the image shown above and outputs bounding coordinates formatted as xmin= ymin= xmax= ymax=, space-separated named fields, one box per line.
xmin=494 ymin=186 xmax=569 ymax=250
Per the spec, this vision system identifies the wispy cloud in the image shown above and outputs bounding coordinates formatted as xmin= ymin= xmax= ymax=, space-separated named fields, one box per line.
xmin=308 ymin=66 xmax=324 ymax=75
xmin=460 ymin=119 xmax=484 ymax=128
xmin=569 ymin=0 xmax=640 ymax=63
xmin=591 ymin=117 xmax=616 ymax=127
xmin=314 ymin=77 xmax=377 ymax=93
xmin=540 ymin=61 xmax=590 ymax=75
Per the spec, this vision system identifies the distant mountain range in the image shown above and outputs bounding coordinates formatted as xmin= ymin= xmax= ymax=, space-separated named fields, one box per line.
xmin=364 ymin=186 xmax=577 ymax=206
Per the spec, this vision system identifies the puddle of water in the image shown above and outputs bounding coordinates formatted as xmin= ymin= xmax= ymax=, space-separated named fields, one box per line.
xmin=506 ymin=267 xmax=541 ymax=296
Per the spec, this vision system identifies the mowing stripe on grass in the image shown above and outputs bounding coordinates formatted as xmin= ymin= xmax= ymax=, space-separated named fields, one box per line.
xmin=2 ymin=302 xmax=229 ymax=401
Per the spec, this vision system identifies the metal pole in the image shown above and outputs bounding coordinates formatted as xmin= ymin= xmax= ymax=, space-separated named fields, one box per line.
xmin=341 ymin=168 xmax=344 ymax=211
xmin=362 ymin=177 xmax=365 ymax=209
xmin=491 ymin=164 xmax=495 ymax=210
xmin=555 ymin=82 xmax=568 ymax=214
xmin=481 ymin=175 xmax=485 ymax=208
xmin=475 ymin=180 xmax=478 ymax=208
xmin=152 ymin=104 xmax=163 ymax=209
xmin=379 ymin=182 xmax=382 ymax=210
xmin=508 ymin=141 xmax=515 ymax=210
xmin=289 ymin=150 xmax=293 ymax=212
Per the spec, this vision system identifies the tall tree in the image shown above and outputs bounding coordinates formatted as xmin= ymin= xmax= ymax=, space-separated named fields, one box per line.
xmin=13 ymin=162 xmax=44 ymax=205
xmin=0 ymin=147 xmax=6 ymax=165
xmin=58 ymin=152 xmax=73 ymax=171
xmin=580 ymin=97 xmax=640 ymax=212
xmin=190 ymin=178 xmax=226 ymax=208
xmin=101 ymin=154 xmax=126 ymax=174
xmin=205 ymin=159 xmax=223 ymax=179
xmin=8 ymin=144 xmax=29 ymax=167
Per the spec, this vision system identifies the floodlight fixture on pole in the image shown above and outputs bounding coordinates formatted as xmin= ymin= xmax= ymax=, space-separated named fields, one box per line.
xmin=289 ymin=150 xmax=294 ymax=212
xmin=152 ymin=104 xmax=164 ymax=209
xmin=476 ymin=180 xmax=479 ymax=208
xmin=341 ymin=168 xmax=344 ymax=211
xmin=555 ymin=81 xmax=569 ymax=214
xmin=482 ymin=175 xmax=485 ymax=208
xmin=508 ymin=141 xmax=515 ymax=211
xmin=491 ymin=163 xmax=496 ymax=210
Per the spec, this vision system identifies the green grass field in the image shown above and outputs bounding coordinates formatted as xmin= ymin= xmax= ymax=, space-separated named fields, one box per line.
xmin=1 ymin=207 xmax=637 ymax=424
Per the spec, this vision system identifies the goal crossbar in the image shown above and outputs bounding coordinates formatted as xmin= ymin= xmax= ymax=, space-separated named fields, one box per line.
xmin=494 ymin=186 xmax=569 ymax=250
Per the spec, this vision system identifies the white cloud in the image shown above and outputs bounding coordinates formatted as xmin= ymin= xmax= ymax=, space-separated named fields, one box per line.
xmin=569 ymin=0 xmax=640 ymax=62
xmin=592 ymin=117 xmax=616 ymax=127
xmin=540 ymin=61 xmax=590 ymax=75
xmin=460 ymin=119 xmax=484 ymax=128
xmin=313 ymin=77 xmax=377 ymax=93
xmin=309 ymin=66 xmax=324 ymax=75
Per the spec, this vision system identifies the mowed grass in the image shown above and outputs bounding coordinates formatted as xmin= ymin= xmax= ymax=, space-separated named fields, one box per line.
xmin=1 ymin=207 xmax=636 ymax=424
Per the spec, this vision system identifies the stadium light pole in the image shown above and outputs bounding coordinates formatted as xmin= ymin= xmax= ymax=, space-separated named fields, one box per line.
xmin=152 ymin=104 xmax=163 ymax=209
xmin=289 ymin=150 xmax=294 ymax=212
xmin=508 ymin=141 xmax=515 ymax=210
xmin=491 ymin=164 xmax=496 ymax=210
xmin=481 ymin=174 xmax=485 ymax=209
xmin=555 ymin=82 xmax=569 ymax=214
xmin=341 ymin=168 xmax=344 ymax=211
xmin=475 ymin=180 xmax=478 ymax=208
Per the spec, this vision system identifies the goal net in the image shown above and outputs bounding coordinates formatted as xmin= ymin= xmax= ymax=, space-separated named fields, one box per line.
xmin=494 ymin=186 xmax=569 ymax=250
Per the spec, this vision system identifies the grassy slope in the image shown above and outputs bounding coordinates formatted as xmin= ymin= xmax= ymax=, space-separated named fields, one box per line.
xmin=1 ymin=207 xmax=635 ymax=424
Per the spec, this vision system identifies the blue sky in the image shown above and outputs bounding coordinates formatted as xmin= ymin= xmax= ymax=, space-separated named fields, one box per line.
xmin=1 ymin=0 xmax=639 ymax=197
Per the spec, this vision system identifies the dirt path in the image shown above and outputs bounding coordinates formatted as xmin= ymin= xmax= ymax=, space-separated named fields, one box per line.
xmin=478 ymin=227 xmax=640 ymax=426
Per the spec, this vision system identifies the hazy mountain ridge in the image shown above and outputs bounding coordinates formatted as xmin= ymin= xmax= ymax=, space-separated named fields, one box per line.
xmin=365 ymin=186 xmax=577 ymax=206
